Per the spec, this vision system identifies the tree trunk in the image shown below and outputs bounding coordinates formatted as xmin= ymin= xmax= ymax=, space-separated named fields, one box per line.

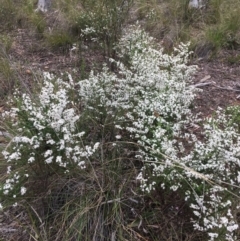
xmin=189 ymin=0 xmax=203 ymax=8
xmin=37 ymin=0 xmax=51 ymax=12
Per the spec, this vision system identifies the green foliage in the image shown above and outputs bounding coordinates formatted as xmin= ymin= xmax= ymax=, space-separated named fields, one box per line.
xmin=0 ymin=48 xmax=15 ymax=100
xmin=30 ymin=13 xmax=46 ymax=35
xmin=135 ymin=0 xmax=200 ymax=41
xmin=135 ymin=0 xmax=240 ymax=54
xmin=2 ymin=0 xmax=240 ymax=239
xmin=2 ymin=25 xmax=240 ymax=240
xmin=205 ymin=26 xmax=226 ymax=51
xmin=69 ymin=0 xmax=133 ymax=57
xmin=204 ymin=0 xmax=222 ymax=24
xmin=227 ymin=54 xmax=240 ymax=65
xmin=0 ymin=70 xmax=140 ymax=240
xmin=205 ymin=3 xmax=240 ymax=50
xmin=11 ymin=0 xmax=47 ymax=37
xmin=45 ymin=31 xmax=75 ymax=50
xmin=0 ymin=34 xmax=13 ymax=54
xmin=225 ymin=105 xmax=240 ymax=132
xmin=0 ymin=0 xmax=18 ymax=31
xmin=0 ymin=0 xmax=46 ymax=36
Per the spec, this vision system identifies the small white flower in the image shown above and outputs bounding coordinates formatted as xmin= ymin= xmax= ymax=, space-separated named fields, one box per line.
xmin=45 ymin=156 xmax=54 ymax=164
xmin=7 ymin=166 xmax=11 ymax=174
xmin=28 ymin=157 xmax=35 ymax=163
xmin=93 ymin=142 xmax=100 ymax=150
xmin=44 ymin=150 xmax=53 ymax=158
xmin=3 ymin=190 xmax=9 ymax=195
xmin=78 ymin=161 xmax=86 ymax=169
xmin=220 ymin=216 xmax=228 ymax=226
xmin=170 ymin=185 xmax=179 ymax=191
xmin=12 ymin=202 xmax=18 ymax=207
xmin=208 ymin=233 xmax=218 ymax=239
xmin=56 ymin=156 xmax=64 ymax=167
xmin=2 ymin=151 xmax=9 ymax=158
xmin=227 ymin=224 xmax=238 ymax=232
xmin=21 ymin=187 xmax=27 ymax=195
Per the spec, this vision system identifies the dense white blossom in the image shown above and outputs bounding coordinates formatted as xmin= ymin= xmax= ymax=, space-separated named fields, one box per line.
xmin=1 ymin=73 xmax=99 ymax=203
xmin=1 ymin=25 xmax=240 ymax=240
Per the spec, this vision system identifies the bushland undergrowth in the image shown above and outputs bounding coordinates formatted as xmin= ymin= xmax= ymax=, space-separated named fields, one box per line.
xmin=1 ymin=24 xmax=240 ymax=241
xmin=1 ymin=0 xmax=240 ymax=241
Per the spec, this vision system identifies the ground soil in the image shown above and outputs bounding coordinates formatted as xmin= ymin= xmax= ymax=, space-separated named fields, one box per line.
xmin=1 ymin=25 xmax=240 ymax=240
xmin=192 ymin=50 xmax=240 ymax=118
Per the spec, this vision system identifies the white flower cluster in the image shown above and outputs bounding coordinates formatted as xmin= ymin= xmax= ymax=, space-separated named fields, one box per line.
xmin=1 ymin=72 xmax=99 ymax=201
xmin=79 ymin=25 xmax=196 ymax=122
xmin=182 ymin=110 xmax=240 ymax=240
xmin=78 ymin=8 xmax=121 ymax=43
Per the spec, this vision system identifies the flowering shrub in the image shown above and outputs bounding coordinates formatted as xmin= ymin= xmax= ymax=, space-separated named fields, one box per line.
xmin=116 ymin=26 xmax=240 ymax=241
xmin=124 ymin=29 xmax=240 ymax=240
xmin=1 ymin=73 xmax=99 ymax=205
xmin=1 ymin=25 xmax=240 ymax=240
xmin=137 ymin=108 xmax=240 ymax=240
xmin=79 ymin=25 xmax=197 ymax=132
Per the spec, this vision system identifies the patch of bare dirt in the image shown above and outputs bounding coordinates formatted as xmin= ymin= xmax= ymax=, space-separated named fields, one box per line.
xmin=192 ymin=50 xmax=240 ymax=118
xmin=8 ymin=27 xmax=106 ymax=90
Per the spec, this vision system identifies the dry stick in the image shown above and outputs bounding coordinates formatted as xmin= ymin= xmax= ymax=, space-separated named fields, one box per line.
xmin=190 ymin=81 xmax=240 ymax=94
xmin=189 ymin=81 xmax=214 ymax=88
xmin=0 ymin=228 xmax=17 ymax=232
xmin=214 ymin=85 xmax=240 ymax=92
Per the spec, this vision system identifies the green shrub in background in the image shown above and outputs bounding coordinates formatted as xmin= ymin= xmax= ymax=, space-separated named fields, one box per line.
xmin=206 ymin=2 xmax=240 ymax=50
xmin=69 ymin=0 xmax=133 ymax=57
xmin=0 ymin=0 xmax=18 ymax=31
xmin=0 ymin=36 xmax=15 ymax=101
xmin=0 ymin=0 xmax=46 ymax=36
xmin=135 ymin=0 xmax=240 ymax=55
xmin=45 ymin=31 xmax=75 ymax=50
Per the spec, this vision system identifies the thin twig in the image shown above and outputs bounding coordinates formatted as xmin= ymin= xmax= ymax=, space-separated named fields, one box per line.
xmin=189 ymin=81 xmax=214 ymax=88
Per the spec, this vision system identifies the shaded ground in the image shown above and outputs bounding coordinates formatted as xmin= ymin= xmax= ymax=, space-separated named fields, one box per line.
xmin=1 ymin=26 xmax=240 ymax=240
xmin=192 ymin=50 xmax=240 ymax=117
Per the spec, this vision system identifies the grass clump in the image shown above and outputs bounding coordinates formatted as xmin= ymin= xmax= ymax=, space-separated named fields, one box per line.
xmin=1 ymin=25 xmax=240 ymax=240
xmin=0 ymin=39 xmax=15 ymax=101
xmin=0 ymin=0 xmax=18 ymax=32
xmin=0 ymin=0 xmax=47 ymax=37
xmin=0 ymin=57 xmax=14 ymax=98
xmin=19 ymin=2 xmax=47 ymax=37
xmin=205 ymin=1 xmax=240 ymax=51
xmin=134 ymin=0 xmax=240 ymax=55
xmin=45 ymin=31 xmax=75 ymax=51
xmin=0 ymin=34 xmax=13 ymax=54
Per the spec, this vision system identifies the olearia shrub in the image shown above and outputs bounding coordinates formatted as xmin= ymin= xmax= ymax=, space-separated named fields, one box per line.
xmin=1 ymin=72 xmax=100 ymax=206
xmin=1 ymin=24 xmax=240 ymax=240
xmin=136 ymin=108 xmax=240 ymax=241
